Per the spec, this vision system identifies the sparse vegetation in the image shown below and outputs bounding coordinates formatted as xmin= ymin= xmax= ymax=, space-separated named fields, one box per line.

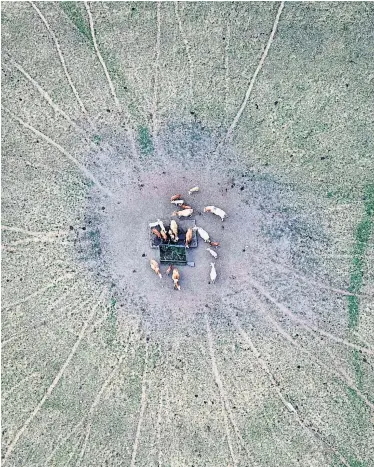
xmin=2 ymin=2 xmax=373 ymax=466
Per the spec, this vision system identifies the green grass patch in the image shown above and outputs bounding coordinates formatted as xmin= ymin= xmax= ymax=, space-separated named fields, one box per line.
xmin=347 ymin=184 xmax=373 ymax=401
xmin=347 ymin=184 xmax=374 ymax=328
xmin=88 ymin=227 xmax=101 ymax=257
xmin=92 ymin=134 xmax=102 ymax=145
xmin=347 ymin=295 xmax=359 ymax=329
xmin=60 ymin=2 xmax=93 ymax=45
xmin=138 ymin=126 xmax=154 ymax=156
xmin=109 ymin=297 xmax=116 ymax=321
xmin=331 ymin=455 xmax=367 ymax=467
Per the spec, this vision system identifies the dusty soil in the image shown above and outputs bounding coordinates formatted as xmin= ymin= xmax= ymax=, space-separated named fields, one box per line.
xmin=2 ymin=2 xmax=374 ymax=467
xmin=84 ymin=125 xmax=331 ymax=337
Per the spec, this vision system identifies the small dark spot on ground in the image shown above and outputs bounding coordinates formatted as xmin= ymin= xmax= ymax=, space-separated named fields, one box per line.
xmin=142 ymin=253 xmax=146 ymax=257
xmin=133 ymin=269 xmax=136 ymax=273
xmin=69 ymin=226 xmax=74 ymax=230
xmin=82 ymin=227 xmax=86 ymax=230
xmin=101 ymin=206 xmax=105 ymax=210
xmin=321 ymin=156 xmax=326 ymax=160
xmin=274 ymin=101 xmax=279 ymax=105
xmin=240 ymin=186 xmax=244 ymax=191
xmin=106 ymin=109 xmax=111 ymax=113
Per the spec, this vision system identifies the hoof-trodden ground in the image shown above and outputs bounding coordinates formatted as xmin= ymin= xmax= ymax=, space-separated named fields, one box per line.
xmin=2 ymin=2 xmax=374 ymax=466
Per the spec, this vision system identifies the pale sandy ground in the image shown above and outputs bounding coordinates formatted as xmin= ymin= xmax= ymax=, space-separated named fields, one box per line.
xmin=2 ymin=2 xmax=374 ymax=466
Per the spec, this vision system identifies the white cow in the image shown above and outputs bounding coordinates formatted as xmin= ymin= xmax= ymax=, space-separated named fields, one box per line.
xmin=204 ymin=206 xmax=227 ymax=221
xmin=193 ymin=226 xmax=210 ymax=243
xmin=206 ymin=248 xmax=218 ymax=259
xmin=210 ymin=263 xmax=217 ymax=284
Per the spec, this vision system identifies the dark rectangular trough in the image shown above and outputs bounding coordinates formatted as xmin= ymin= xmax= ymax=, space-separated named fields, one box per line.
xmin=149 ymin=219 xmax=197 ymax=249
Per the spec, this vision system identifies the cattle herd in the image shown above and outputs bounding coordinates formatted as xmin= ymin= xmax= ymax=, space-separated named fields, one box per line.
xmin=149 ymin=187 xmax=227 ymax=291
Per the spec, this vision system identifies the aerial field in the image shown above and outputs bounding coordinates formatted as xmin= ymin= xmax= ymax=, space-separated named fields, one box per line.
xmin=1 ymin=2 xmax=374 ymax=466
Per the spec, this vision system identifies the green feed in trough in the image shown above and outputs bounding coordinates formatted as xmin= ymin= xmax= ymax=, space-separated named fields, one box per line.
xmin=159 ymin=244 xmax=187 ymax=265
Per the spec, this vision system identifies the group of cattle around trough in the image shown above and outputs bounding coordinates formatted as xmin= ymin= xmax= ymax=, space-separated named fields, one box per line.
xmin=148 ymin=187 xmax=227 ymax=291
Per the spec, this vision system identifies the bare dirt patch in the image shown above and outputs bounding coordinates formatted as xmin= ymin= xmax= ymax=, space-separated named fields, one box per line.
xmin=80 ymin=123 xmax=334 ymax=336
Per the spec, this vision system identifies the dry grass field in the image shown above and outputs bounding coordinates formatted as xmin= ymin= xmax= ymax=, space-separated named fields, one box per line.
xmin=2 ymin=2 xmax=374 ymax=466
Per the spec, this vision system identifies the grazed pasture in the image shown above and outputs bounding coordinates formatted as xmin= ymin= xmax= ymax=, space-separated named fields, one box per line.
xmin=2 ymin=2 xmax=373 ymax=466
